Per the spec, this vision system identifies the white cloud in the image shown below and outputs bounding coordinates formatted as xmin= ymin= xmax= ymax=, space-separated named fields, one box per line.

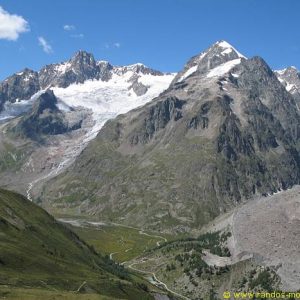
xmin=63 ymin=24 xmax=75 ymax=31
xmin=71 ymin=33 xmax=84 ymax=38
xmin=38 ymin=36 xmax=53 ymax=54
xmin=114 ymin=42 xmax=121 ymax=48
xmin=0 ymin=6 xmax=29 ymax=41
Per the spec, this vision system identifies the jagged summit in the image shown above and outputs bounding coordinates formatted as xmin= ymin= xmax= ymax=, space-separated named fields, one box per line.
xmin=0 ymin=49 xmax=170 ymax=112
xmin=14 ymin=68 xmax=36 ymax=76
xmin=70 ymin=50 xmax=97 ymax=68
xmin=72 ymin=49 xmax=94 ymax=58
xmin=191 ymin=39 xmax=246 ymax=64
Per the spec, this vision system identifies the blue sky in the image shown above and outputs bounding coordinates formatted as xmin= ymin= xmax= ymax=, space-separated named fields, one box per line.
xmin=0 ymin=0 xmax=299 ymax=80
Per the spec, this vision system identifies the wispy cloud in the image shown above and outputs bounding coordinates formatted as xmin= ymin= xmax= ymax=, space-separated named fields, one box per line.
xmin=104 ymin=42 xmax=121 ymax=49
xmin=70 ymin=33 xmax=84 ymax=39
xmin=38 ymin=36 xmax=53 ymax=54
xmin=0 ymin=6 xmax=29 ymax=41
xmin=63 ymin=24 xmax=75 ymax=31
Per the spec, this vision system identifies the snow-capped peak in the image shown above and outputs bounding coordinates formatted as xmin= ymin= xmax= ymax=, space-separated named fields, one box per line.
xmin=176 ymin=40 xmax=246 ymax=83
xmin=275 ymin=66 xmax=298 ymax=76
xmin=214 ymin=40 xmax=246 ymax=59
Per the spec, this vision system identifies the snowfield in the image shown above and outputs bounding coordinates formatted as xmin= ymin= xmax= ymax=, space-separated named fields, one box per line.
xmin=52 ymin=71 xmax=175 ymax=142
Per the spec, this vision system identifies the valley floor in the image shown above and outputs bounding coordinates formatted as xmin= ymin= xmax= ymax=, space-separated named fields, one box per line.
xmin=18 ymin=185 xmax=298 ymax=300
xmin=4 ymin=185 xmax=300 ymax=299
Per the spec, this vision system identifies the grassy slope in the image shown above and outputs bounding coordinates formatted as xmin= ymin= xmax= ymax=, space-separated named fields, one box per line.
xmin=0 ymin=188 xmax=155 ymax=300
xmin=70 ymin=223 xmax=167 ymax=262
xmin=0 ymin=286 xmax=117 ymax=300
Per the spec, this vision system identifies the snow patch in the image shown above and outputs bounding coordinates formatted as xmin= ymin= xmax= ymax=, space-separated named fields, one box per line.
xmin=221 ymin=48 xmax=233 ymax=55
xmin=55 ymin=62 xmax=72 ymax=74
xmin=207 ymin=59 xmax=241 ymax=78
xmin=56 ymin=100 xmax=72 ymax=112
xmin=286 ymin=83 xmax=297 ymax=93
xmin=177 ymin=65 xmax=198 ymax=82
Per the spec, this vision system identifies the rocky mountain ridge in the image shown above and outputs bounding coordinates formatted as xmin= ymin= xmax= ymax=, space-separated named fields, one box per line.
xmin=275 ymin=66 xmax=300 ymax=104
xmin=0 ymin=50 xmax=171 ymax=113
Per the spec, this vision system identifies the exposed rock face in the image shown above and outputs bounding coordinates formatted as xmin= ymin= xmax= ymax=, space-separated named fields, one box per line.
xmin=38 ymin=51 xmax=113 ymax=89
xmin=0 ymin=68 xmax=40 ymax=111
xmin=43 ymin=41 xmax=300 ymax=232
xmin=12 ymin=90 xmax=82 ymax=140
xmin=129 ymin=96 xmax=186 ymax=144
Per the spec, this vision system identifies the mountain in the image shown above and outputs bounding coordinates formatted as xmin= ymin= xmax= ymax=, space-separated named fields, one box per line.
xmin=42 ymin=40 xmax=300 ymax=232
xmin=275 ymin=66 xmax=300 ymax=104
xmin=0 ymin=52 xmax=174 ymax=198
xmin=0 ymin=188 xmax=157 ymax=299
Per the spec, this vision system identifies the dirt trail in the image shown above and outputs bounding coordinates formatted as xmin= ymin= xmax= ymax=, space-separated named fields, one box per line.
xmin=127 ymin=261 xmax=190 ymax=300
